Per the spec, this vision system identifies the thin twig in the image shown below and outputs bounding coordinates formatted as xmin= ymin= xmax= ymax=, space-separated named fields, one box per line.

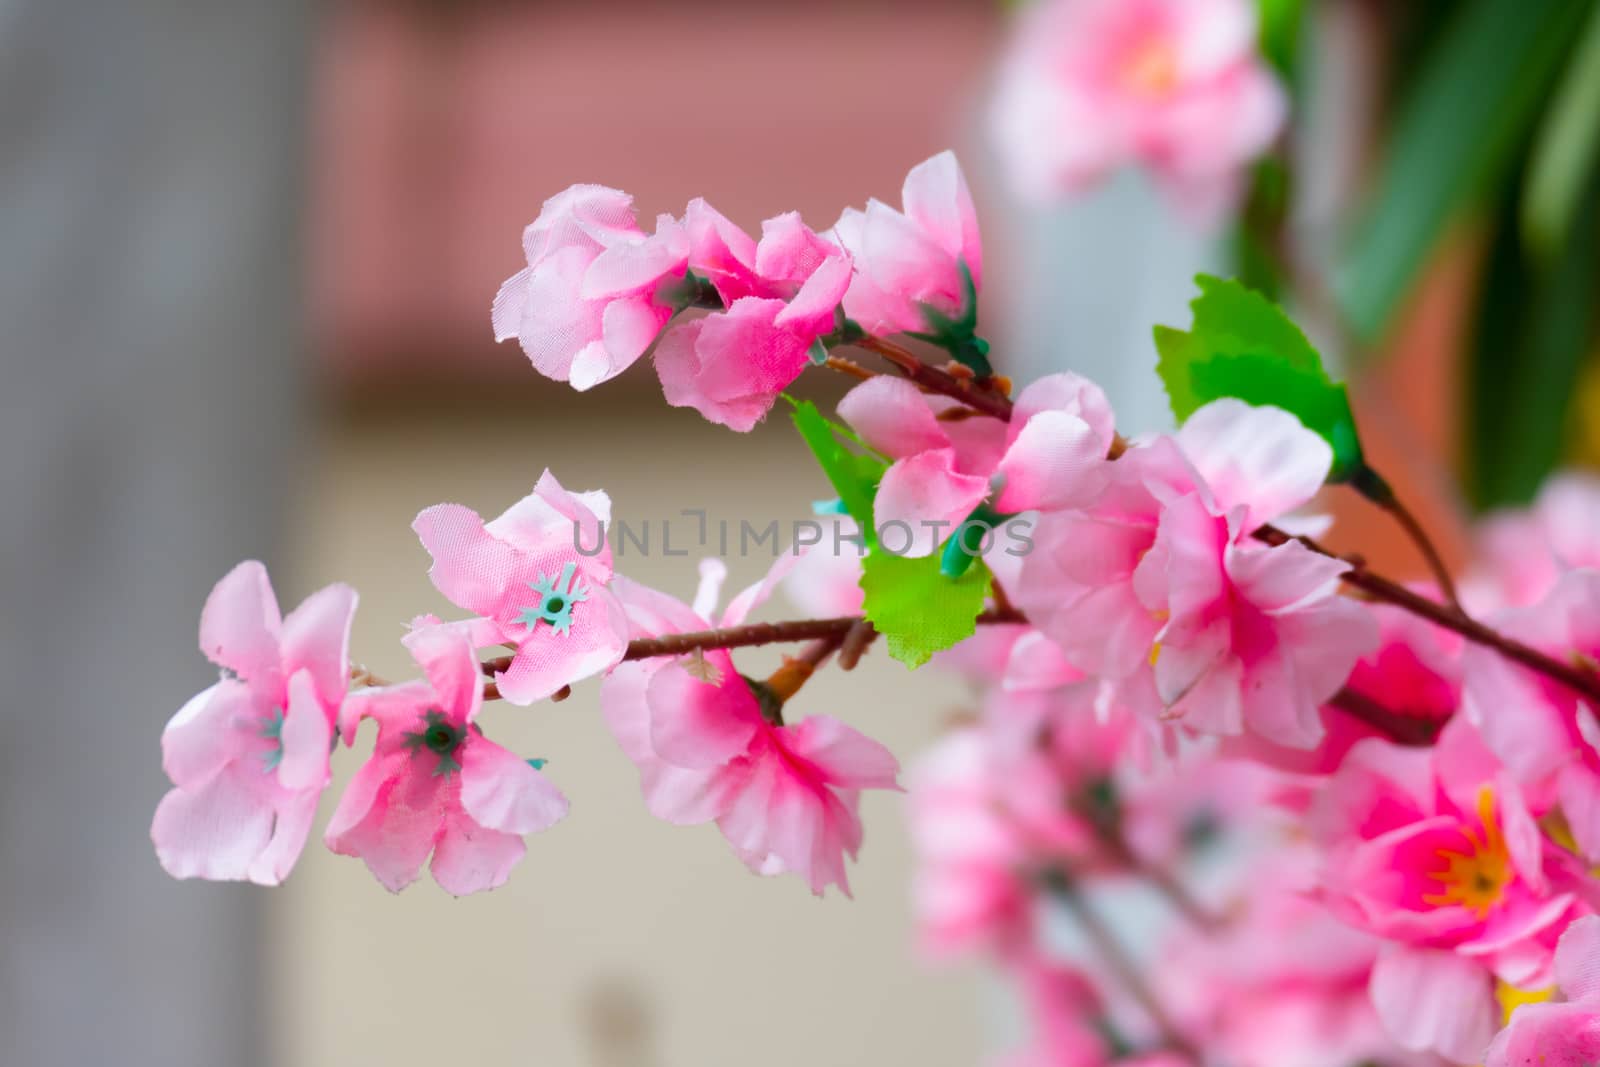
xmin=853 ymin=336 xmax=1015 ymax=421
xmin=1045 ymin=873 xmax=1203 ymax=1063
xmin=1373 ymin=487 xmax=1463 ymax=611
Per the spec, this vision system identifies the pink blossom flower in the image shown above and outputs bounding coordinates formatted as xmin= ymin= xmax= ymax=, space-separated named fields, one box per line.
xmin=907 ymin=727 xmax=1037 ymax=960
xmin=152 ymin=561 xmax=357 ymax=885
xmin=990 ymin=0 xmax=1287 ymax=219
xmin=325 ymin=619 xmax=568 ymax=895
xmin=837 ymin=371 xmax=1116 ymax=556
xmin=1157 ymin=858 xmax=1441 ymax=1067
xmin=657 ymin=209 xmax=853 ymax=430
xmin=1014 ymin=434 xmax=1201 ymax=679
xmin=1311 ymin=718 xmax=1592 ymax=1063
xmin=1477 ymin=472 xmax=1600 ymax=607
xmin=601 ymin=558 xmax=900 ymax=896
xmin=831 ymin=150 xmax=984 ymax=339
xmin=492 ymin=184 xmax=690 ymax=390
xmin=990 ymin=960 xmax=1118 ymax=1067
xmin=1486 ymin=915 xmax=1600 ymax=1067
xmin=779 ymin=515 xmax=866 ymax=618
xmin=1464 ymin=571 xmax=1600 ymax=863
xmin=412 ymin=470 xmax=629 ymax=705
xmin=1134 ymin=401 xmax=1375 ymax=748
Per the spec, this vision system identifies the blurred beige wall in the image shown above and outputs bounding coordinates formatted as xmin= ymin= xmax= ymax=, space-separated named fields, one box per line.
xmin=273 ymin=396 xmax=981 ymax=1067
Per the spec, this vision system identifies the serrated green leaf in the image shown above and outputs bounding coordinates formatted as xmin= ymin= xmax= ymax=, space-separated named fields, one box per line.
xmin=1335 ymin=0 xmax=1588 ymax=341
xmin=1154 ymin=275 xmax=1366 ymax=480
xmin=860 ymin=550 xmax=991 ymax=668
xmin=788 ymin=399 xmax=886 ymax=531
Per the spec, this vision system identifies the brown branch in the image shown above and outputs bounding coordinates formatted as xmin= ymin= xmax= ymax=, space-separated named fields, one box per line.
xmin=853 ymin=336 xmax=1015 ymax=421
xmin=1370 ymin=486 xmax=1464 ymax=611
xmin=1327 ymin=688 xmax=1442 ymax=747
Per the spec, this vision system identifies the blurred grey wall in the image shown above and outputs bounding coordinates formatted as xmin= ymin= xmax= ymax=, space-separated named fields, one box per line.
xmin=0 ymin=3 xmax=313 ymax=1064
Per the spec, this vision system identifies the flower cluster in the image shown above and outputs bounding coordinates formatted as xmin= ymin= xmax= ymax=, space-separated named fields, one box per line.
xmin=153 ymin=149 xmax=1600 ymax=1067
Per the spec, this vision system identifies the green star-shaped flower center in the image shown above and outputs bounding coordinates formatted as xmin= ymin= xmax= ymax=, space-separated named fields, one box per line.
xmin=402 ymin=709 xmax=467 ymax=777
xmin=517 ymin=560 xmax=589 ymax=636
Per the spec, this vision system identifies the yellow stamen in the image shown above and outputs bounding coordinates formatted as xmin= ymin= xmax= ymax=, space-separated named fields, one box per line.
xmin=1421 ymin=787 xmax=1512 ymax=919
xmin=1496 ymin=979 xmax=1555 ymax=1026
xmin=1122 ymin=38 xmax=1180 ymax=97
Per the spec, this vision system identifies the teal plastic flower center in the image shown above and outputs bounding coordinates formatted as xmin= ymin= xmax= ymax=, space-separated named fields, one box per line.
xmin=258 ymin=706 xmax=286 ymax=773
xmin=517 ymin=560 xmax=589 ymax=636
xmin=402 ymin=709 xmax=467 ymax=777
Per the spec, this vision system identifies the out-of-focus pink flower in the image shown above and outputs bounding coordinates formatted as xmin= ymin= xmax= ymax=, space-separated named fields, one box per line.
xmin=1159 ymin=858 xmax=1443 ymax=1067
xmin=658 ymin=209 xmax=853 ymax=431
xmin=1137 ymin=401 xmax=1375 ymax=748
xmin=1464 ymin=571 xmax=1600 ymax=863
xmin=907 ymin=727 xmax=1037 ymax=960
xmin=837 ymin=372 xmax=1115 ymax=556
xmin=152 ymin=561 xmax=356 ymax=885
xmin=493 ymin=185 xmax=691 ymax=390
xmin=325 ymin=619 xmax=568 ymax=895
xmin=1486 ymin=915 xmax=1600 ymax=1067
xmin=990 ymin=0 xmax=1286 ymax=220
xmin=412 ymin=470 xmax=629 ymax=706
xmin=780 ymin=515 xmax=867 ymax=618
xmin=601 ymin=559 xmax=900 ymax=896
xmin=1311 ymin=718 xmax=1592 ymax=1063
xmin=990 ymin=960 xmax=1117 ymax=1067
xmin=1476 ymin=473 xmax=1600 ymax=608
xmin=831 ymin=150 xmax=983 ymax=338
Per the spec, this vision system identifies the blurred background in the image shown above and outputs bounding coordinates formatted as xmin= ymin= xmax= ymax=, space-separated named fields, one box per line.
xmin=1 ymin=1 xmax=1594 ymax=1065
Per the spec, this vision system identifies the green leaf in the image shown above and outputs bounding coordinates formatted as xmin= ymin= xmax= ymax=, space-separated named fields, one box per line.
xmin=1154 ymin=275 xmax=1366 ymax=480
xmin=1335 ymin=0 xmax=1588 ymax=342
xmin=1466 ymin=164 xmax=1600 ymax=510
xmin=1254 ymin=0 xmax=1305 ymax=82
xmin=788 ymin=398 xmax=885 ymax=531
xmin=1522 ymin=4 xmax=1600 ymax=261
xmin=860 ymin=550 xmax=991 ymax=668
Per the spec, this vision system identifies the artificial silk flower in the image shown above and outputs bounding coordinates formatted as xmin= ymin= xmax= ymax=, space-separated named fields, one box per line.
xmin=492 ymin=184 xmax=690 ymax=390
xmin=1014 ymin=434 xmax=1202 ymax=680
xmin=659 ymin=208 xmax=853 ymax=430
xmin=990 ymin=0 xmax=1286 ymax=220
xmin=1157 ymin=858 xmax=1438 ymax=1067
xmin=837 ymin=371 xmax=1115 ymax=556
xmin=831 ymin=150 xmax=984 ymax=339
xmin=601 ymin=558 xmax=900 ymax=896
xmin=1463 ymin=570 xmax=1600 ymax=862
xmin=412 ymin=470 xmax=628 ymax=705
xmin=152 ymin=560 xmax=357 ymax=885
xmin=1485 ymin=915 xmax=1600 ymax=1067
xmin=1311 ymin=718 xmax=1593 ymax=1063
xmin=1476 ymin=472 xmax=1600 ymax=608
xmin=1133 ymin=400 xmax=1375 ymax=749
xmin=906 ymin=728 xmax=1037 ymax=961
xmin=326 ymin=619 xmax=568 ymax=895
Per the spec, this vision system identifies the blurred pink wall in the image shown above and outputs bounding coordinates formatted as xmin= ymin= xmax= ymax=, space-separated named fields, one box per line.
xmin=310 ymin=1 xmax=1002 ymax=380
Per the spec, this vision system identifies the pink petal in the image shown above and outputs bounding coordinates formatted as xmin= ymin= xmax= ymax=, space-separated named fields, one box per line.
xmin=900 ymin=150 xmax=983 ymax=287
xmin=460 ymin=736 xmax=569 ymax=835
xmin=785 ymin=715 xmax=901 ymax=790
xmin=600 ymin=661 xmax=736 ymax=825
xmin=430 ymin=812 xmax=527 ymax=897
xmin=836 ymin=376 xmax=951 ymax=459
xmin=199 ymin=560 xmax=283 ymax=685
xmin=1177 ymin=399 xmax=1332 ymax=531
xmin=161 ymin=681 xmax=249 ymax=789
xmin=646 ymin=661 xmax=763 ymax=769
xmin=276 ymin=670 xmax=333 ymax=792
xmin=1557 ymin=916 xmax=1600 ymax=1002
xmin=324 ymin=755 xmax=443 ymax=894
xmin=152 ymin=768 xmax=276 ymax=883
xmin=402 ymin=622 xmax=483 ymax=724
xmin=1558 ymin=765 xmax=1600 ymax=863
xmin=874 ymin=449 xmax=991 ymax=558
xmin=994 ymin=410 xmax=1109 ymax=513
xmin=611 ymin=574 xmax=710 ymax=640
xmin=754 ymin=211 xmax=841 ymax=284
xmin=1369 ymin=944 xmax=1498 ymax=1063
xmin=412 ymin=504 xmax=521 ymax=620
xmin=720 ymin=550 xmax=804 ymax=627
xmin=773 ymin=252 xmax=852 ymax=338
xmin=1225 ymin=537 xmax=1349 ymax=611
xmin=337 ymin=679 xmax=433 ymax=747
xmin=685 ymin=197 xmax=762 ymax=302
xmin=491 ymin=266 xmax=532 ymax=342
xmin=491 ymin=584 xmax=629 ymax=705
xmin=245 ymin=787 xmax=321 ymax=887
xmin=580 ymin=228 xmax=686 ymax=300
xmin=279 ymin=581 xmax=357 ymax=707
